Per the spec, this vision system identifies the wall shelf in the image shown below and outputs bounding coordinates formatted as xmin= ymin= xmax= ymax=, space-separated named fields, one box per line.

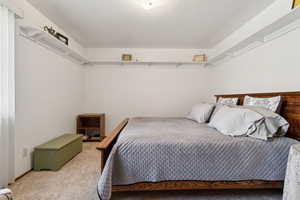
xmin=88 ymin=61 xmax=206 ymax=67
xmin=19 ymin=25 xmax=89 ymax=65
xmin=18 ymin=26 xmax=205 ymax=67
xmin=208 ymin=6 xmax=300 ymax=65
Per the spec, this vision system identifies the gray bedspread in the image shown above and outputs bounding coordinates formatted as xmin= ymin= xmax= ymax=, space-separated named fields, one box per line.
xmin=98 ymin=117 xmax=299 ymax=200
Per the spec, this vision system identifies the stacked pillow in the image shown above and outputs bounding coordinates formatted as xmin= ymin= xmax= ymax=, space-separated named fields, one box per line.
xmin=217 ymin=97 xmax=239 ymax=105
xmin=186 ymin=97 xmax=239 ymax=124
xmin=208 ymin=105 xmax=288 ymax=140
xmin=243 ymin=95 xmax=282 ymax=113
xmin=186 ymin=103 xmax=215 ymax=123
xmin=186 ymin=96 xmax=287 ymax=140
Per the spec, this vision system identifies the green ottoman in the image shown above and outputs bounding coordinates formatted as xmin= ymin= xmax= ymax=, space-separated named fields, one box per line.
xmin=34 ymin=134 xmax=82 ymax=171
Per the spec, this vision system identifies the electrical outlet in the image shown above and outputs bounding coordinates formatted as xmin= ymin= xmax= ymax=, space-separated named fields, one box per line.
xmin=22 ymin=147 xmax=28 ymax=158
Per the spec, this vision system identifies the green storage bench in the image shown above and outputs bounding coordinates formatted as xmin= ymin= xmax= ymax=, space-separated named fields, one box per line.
xmin=34 ymin=134 xmax=82 ymax=171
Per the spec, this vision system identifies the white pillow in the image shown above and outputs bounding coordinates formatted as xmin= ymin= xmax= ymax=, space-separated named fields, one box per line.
xmin=217 ymin=97 xmax=239 ymax=105
xmin=243 ymin=106 xmax=289 ymax=139
xmin=243 ymin=95 xmax=282 ymax=113
xmin=209 ymin=105 xmax=289 ymax=140
xmin=187 ymin=103 xmax=215 ymax=123
xmin=208 ymin=106 xmax=263 ymax=136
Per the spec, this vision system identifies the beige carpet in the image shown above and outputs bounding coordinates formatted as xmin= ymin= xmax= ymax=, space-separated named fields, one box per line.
xmin=10 ymin=143 xmax=283 ymax=200
xmin=10 ymin=143 xmax=100 ymax=200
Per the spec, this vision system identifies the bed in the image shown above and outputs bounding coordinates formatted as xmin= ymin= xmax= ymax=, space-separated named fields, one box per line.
xmin=97 ymin=91 xmax=300 ymax=200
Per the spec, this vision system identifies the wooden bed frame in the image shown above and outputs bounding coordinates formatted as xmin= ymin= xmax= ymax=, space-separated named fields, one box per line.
xmin=97 ymin=91 xmax=300 ymax=192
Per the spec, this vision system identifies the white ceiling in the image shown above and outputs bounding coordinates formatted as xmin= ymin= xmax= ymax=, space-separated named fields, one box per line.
xmin=27 ymin=0 xmax=277 ymax=49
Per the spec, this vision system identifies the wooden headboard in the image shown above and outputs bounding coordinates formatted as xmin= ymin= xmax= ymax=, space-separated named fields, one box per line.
xmin=215 ymin=91 xmax=300 ymax=141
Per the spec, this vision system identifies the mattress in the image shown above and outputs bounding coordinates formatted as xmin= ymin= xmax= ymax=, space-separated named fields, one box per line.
xmin=98 ymin=117 xmax=298 ymax=200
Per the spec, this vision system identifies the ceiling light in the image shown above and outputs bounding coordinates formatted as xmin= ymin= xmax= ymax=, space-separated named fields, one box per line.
xmin=143 ymin=1 xmax=154 ymax=10
xmin=136 ymin=0 xmax=166 ymax=10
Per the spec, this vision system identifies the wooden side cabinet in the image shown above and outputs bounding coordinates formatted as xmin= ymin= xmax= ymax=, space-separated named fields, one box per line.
xmin=77 ymin=113 xmax=105 ymax=142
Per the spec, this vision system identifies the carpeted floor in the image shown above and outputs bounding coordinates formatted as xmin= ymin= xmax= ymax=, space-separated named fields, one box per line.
xmin=10 ymin=143 xmax=283 ymax=200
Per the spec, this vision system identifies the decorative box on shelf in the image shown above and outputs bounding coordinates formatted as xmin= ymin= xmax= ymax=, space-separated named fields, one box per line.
xmin=77 ymin=114 xmax=105 ymax=142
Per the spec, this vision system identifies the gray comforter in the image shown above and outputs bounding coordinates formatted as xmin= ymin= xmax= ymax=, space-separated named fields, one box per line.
xmin=98 ymin=117 xmax=298 ymax=200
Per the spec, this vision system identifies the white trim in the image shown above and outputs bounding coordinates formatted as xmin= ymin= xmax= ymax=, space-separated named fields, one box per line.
xmin=0 ymin=0 xmax=24 ymax=19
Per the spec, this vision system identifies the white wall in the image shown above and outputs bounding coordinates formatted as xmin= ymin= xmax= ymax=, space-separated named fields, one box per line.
xmin=13 ymin=1 xmax=84 ymax=178
xmin=83 ymin=65 xmax=209 ymax=133
xmin=207 ymin=23 xmax=300 ymax=101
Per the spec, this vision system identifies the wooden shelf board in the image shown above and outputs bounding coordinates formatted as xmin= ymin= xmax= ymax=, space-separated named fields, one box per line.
xmin=78 ymin=127 xmax=100 ymax=130
xmin=82 ymin=135 xmax=105 ymax=142
xmin=78 ymin=113 xmax=105 ymax=117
